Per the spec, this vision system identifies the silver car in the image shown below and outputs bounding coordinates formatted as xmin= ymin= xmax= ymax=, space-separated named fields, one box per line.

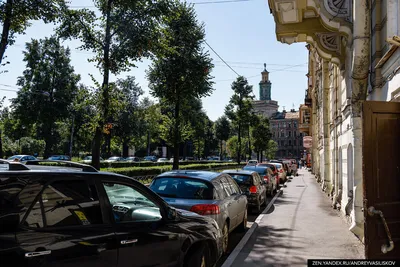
xmin=149 ymin=170 xmax=248 ymax=254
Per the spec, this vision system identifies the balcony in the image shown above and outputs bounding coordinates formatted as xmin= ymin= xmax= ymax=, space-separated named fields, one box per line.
xmin=267 ymin=0 xmax=352 ymax=65
xmin=299 ymin=104 xmax=311 ymax=134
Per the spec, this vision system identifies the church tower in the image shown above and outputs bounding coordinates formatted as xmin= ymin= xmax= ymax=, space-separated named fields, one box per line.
xmin=259 ymin=63 xmax=272 ymax=100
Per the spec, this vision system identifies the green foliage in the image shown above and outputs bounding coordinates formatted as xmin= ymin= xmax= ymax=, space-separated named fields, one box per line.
xmin=0 ymin=0 xmax=66 ymax=65
xmin=265 ymin=139 xmax=278 ymax=159
xmin=226 ymin=136 xmax=249 ymax=159
xmin=225 ymin=76 xmax=254 ymax=163
xmin=11 ymin=36 xmax=80 ymax=157
xmin=103 ymin=163 xmax=243 ymax=177
xmin=252 ymin=116 xmax=272 ymax=155
xmin=18 ymin=137 xmax=45 ymax=155
xmin=147 ymin=1 xmax=214 ymax=168
xmin=215 ymin=115 xmax=231 ymax=158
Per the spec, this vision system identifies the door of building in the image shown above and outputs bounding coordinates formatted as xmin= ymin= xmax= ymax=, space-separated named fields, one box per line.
xmin=363 ymin=101 xmax=400 ymax=259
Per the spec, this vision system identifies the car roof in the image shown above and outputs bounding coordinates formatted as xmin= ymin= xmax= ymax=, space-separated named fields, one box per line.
xmin=243 ymin=165 xmax=270 ymax=171
xmin=156 ymin=170 xmax=221 ymax=181
xmin=222 ymin=169 xmax=256 ymax=175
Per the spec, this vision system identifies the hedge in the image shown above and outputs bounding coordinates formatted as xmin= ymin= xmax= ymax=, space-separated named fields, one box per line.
xmin=101 ymin=163 xmax=245 ymax=178
xmin=78 ymin=160 xmax=233 ymax=169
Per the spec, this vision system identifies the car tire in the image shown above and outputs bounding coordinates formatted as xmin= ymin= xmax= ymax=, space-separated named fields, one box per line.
xmin=238 ymin=209 xmax=247 ymax=232
xmin=222 ymin=222 xmax=229 ymax=254
xmin=185 ymin=243 xmax=210 ymax=267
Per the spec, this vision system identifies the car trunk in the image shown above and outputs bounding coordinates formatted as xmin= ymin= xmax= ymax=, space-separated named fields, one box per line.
xmin=162 ymin=197 xmax=219 ymax=211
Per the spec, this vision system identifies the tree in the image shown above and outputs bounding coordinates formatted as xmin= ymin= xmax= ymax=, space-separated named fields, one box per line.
xmin=0 ymin=0 xmax=65 ymax=66
xmin=138 ymin=98 xmax=161 ymax=157
xmin=215 ymin=115 xmax=231 ymax=160
xmin=11 ymin=36 xmax=80 ymax=158
xmin=57 ymin=0 xmax=171 ymax=169
xmin=113 ymin=76 xmax=143 ymax=157
xmin=225 ymin=76 xmax=254 ymax=164
xmin=265 ymin=140 xmax=278 ymax=160
xmin=252 ymin=116 xmax=271 ymax=161
xmin=147 ymin=1 xmax=214 ymax=170
xmin=226 ymin=135 xmax=248 ymax=160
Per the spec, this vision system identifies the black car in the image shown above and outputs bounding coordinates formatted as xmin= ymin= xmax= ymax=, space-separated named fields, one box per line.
xmin=222 ymin=170 xmax=268 ymax=213
xmin=0 ymin=160 xmax=222 ymax=267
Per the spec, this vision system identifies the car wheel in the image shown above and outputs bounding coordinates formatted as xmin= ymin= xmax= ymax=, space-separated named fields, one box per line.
xmin=238 ymin=209 xmax=247 ymax=232
xmin=222 ymin=222 xmax=229 ymax=254
xmin=185 ymin=243 xmax=210 ymax=267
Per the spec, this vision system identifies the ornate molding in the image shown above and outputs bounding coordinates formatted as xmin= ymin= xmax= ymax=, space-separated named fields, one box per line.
xmin=323 ymin=0 xmax=351 ymax=21
xmin=316 ymin=33 xmax=341 ymax=54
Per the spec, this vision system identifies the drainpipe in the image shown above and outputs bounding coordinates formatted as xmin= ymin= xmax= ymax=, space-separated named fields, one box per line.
xmin=349 ymin=0 xmax=371 ymax=241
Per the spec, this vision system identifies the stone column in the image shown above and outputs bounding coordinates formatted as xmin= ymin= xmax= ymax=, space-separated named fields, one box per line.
xmin=322 ymin=59 xmax=331 ymax=192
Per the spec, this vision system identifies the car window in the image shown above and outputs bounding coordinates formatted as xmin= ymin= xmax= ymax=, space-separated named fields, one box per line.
xmin=23 ymin=179 xmax=103 ymax=228
xmin=150 ymin=177 xmax=213 ymax=200
xmin=212 ymin=179 xmax=227 ymax=199
xmin=220 ymin=176 xmax=234 ymax=196
xmin=227 ymin=177 xmax=240 ymax=194
xmin=228 ymin=174 xmax=253 ymax=186
xmin=103 ymin=182 xmax=162 ymax=223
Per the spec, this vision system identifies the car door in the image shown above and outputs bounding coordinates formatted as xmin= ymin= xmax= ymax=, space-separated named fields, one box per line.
xmin=253 ymin=173 xmax=266 ymax=201
xmin=96 ymin=176 xmax=182 ymax=267
xmin=16 ymin=176 xmax=118 ymax=267
xmin=224 ymin=175 xmax=246 ymax=229
xmin=219 ymin=176 xmax=240 ymax=230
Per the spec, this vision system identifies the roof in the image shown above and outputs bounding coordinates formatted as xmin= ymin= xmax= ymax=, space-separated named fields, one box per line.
xmin=285 ymin=111 xmax=300 ymax=119
xmin=243 ymin=165 xmax=270 ymax=171
xmin=222 ymin=169 xmax=257 ymax=175
xmin=156 ymin=170 xmax=221 ymax=181
xmin=270 ymin=110 xmax=299 ymax=120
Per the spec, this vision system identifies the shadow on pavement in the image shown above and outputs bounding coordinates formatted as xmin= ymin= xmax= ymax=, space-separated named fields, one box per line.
xmin=232 ymin=225 xmax=308 ymax=267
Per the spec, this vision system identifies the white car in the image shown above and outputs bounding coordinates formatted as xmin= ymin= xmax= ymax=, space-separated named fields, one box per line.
xmin=104 ymin=156 xmax=124 ymax=163
xmin=7 ymin=155 xmax=37 ymax=163
xmin=157 ymin=158 xmax=169 ymax=163
xmin=247 ymin=160 xmax=258 ymax=166
xmin=81 ymin=156 xmax=104 ymax=164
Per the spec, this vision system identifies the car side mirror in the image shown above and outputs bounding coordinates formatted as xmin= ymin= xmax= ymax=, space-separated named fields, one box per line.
xmin=167 ymin=206 xmax=177 ymax=221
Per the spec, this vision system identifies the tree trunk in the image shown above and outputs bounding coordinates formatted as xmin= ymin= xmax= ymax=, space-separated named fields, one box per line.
xmin=198 ymin=137 xmax=201 ymax=160
xmin=106 ymin=132 xmax=111 ymax=157
xmin=183 ymin=141 xmax=187 ymax=160
xmin=0 ymin=129 xmax=3 ymax=158
xmin=257 ymin=151 xmax=259 ymax=162
xmin=147 ymin=131 xmax=151 ymax=156
xmin=91 ymin=0 xmax=112 ymax=170
xmin=172 ymin=100 xmax=180 ymax=170
xmin=122 ymin=139 xmax=129 ymax=157
xmin=247 ymin=126 xmax=251 ymax=160
xmin=0 ymin=0 xmax=12 ymax=66
xmin=237 ymin=123 xmax=241 ymax=164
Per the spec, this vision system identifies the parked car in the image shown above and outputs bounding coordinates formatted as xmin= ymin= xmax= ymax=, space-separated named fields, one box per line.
xmin=81 ymin=156 xmax=104 ymax=163
xmin=257 ymin=163 xmax=280 ymax=188
xmin=157 ymin=158 xmax=169 ymax=163
xmin=47 ymin=155 xmax=71 ymax=161
xmin=149 ymin=170 xmax=248 ymax=254
xmin=246 ymin=160 xmax=258 ymax=166
xmin=0 ymin=160 xmax=222 ymax=267
xmin=222 ymin=170 xmax=267 ymax=213
xmin=123 ymin=156 xmax=140 ymax=162
xmin=144 ymin=156 xmax=157 ymax=162
xmin=104 ymin=156 xmax=125 ymax=163
xmin=7 ymin=155 xmax=37 ymax=163
xmin=270 ymin=162 xmax=287 ymax=184
xmin=243 ymin=165 xmax=277 ymax=195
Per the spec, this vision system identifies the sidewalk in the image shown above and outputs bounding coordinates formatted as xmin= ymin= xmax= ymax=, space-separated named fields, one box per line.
xmin=228 ymin=169 xmax=364 ymax=266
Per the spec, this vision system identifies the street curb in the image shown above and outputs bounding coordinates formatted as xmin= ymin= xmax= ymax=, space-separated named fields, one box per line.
xmin=221 ymin=179 xmax=289 ymax=267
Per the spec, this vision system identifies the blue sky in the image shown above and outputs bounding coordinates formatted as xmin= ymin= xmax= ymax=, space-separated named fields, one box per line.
xmin=0 ymin=0 xmax=308 ymax=121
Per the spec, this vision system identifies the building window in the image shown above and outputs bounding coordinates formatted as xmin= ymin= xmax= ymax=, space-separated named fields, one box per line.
xmin=283 ymin=122 xmax=286 ymax=127
xmin=294 ymin=121 xmax=297 ymax=128
xmin=294 ymin=140 xmax=296 ymax=146
xmin=288 ymin=122 xmax=291 ymax=128
xmin=288 ymin=131 xmax=292 ymax=137
xmin=281 ymin=132 xmax=284 ymax=137
xmin=289 ymin=140 xmax=292 ymax=146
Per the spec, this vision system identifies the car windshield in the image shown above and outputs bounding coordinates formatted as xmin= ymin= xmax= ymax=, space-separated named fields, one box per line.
xmin=228 ymin=174 xmax=253 ymax=186
xmin=7 ymin=156 xmax=21 ymax=160
xmin=150 ymin=177 xmax=213 ymax=200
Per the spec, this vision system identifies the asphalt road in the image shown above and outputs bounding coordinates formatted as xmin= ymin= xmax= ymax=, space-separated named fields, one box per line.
xmin=216 ymin=195 xmax=275 ymax=267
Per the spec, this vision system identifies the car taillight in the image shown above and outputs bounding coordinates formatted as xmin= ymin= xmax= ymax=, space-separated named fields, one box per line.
xmin=263 ymin=175 xmax=269 ymax=183
xmin=280 ymin=169 xmax=283 ymax=173
xmin=249 ymin=186 xmax=258 ymax=193
xmin=190 ymin=204 xmax=220 ymax=215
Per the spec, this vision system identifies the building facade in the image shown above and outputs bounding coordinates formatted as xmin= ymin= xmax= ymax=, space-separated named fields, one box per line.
xmin=252 ymin=64 xmax=279 ymax=118
xmin=267 ymin=0 xmax=400 ymax=256
xmin=270 ymin=109 xmax=304 ymax=159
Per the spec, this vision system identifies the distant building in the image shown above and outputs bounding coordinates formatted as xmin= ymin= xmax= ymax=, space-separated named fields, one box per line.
xmin=270 ymin=109 xmax=304 ymax=159
xmin=252 ymin=64 xmax=279 ymax=118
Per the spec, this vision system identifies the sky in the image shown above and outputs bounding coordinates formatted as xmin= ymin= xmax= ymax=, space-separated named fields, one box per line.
xmin=0 ymin=0 xmax=308 ymax=121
